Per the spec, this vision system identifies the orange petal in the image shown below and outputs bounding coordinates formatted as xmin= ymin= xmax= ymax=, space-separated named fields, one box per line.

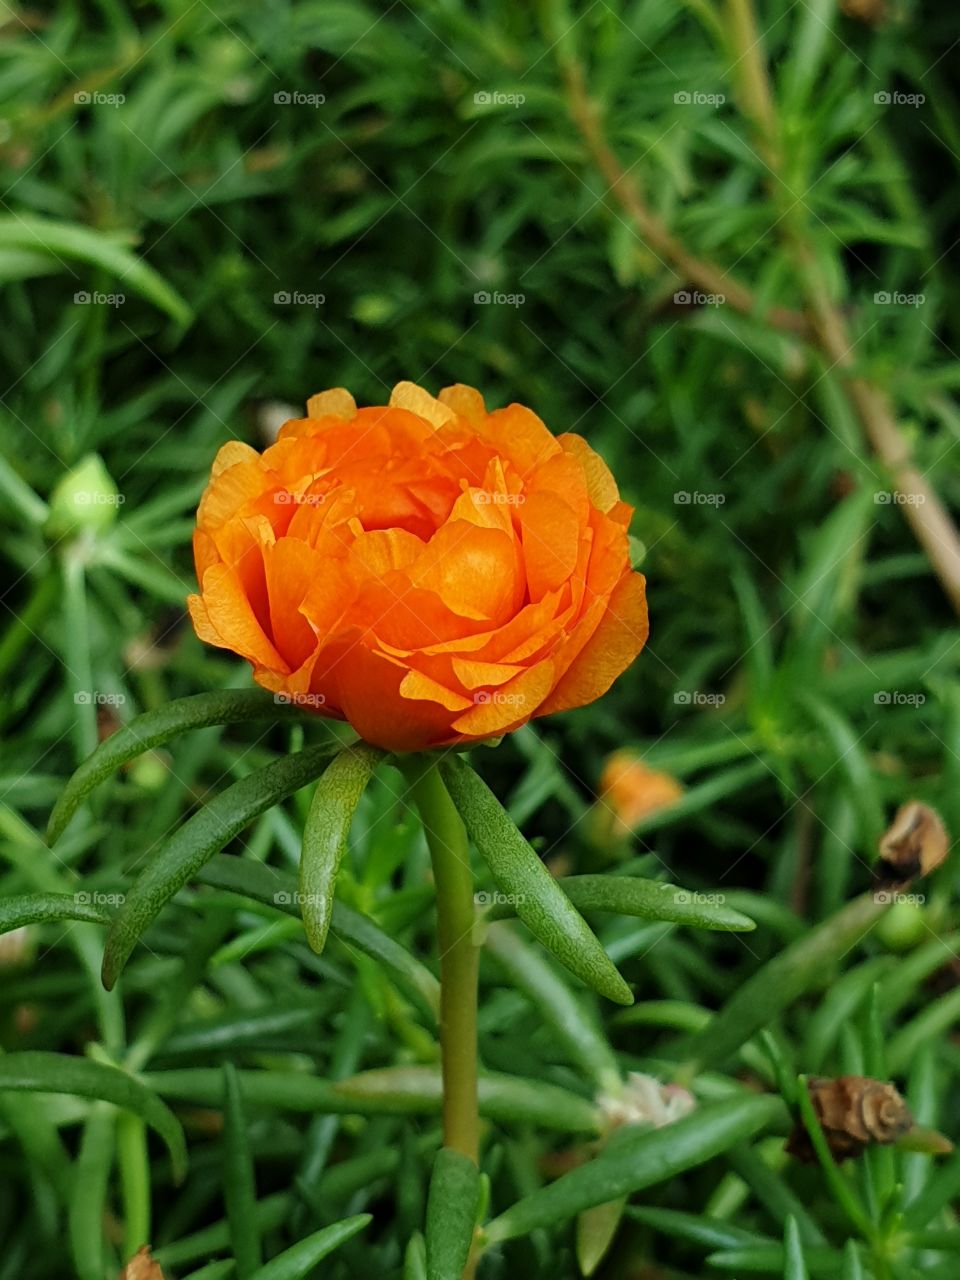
xmin=306 ymin=388 xmax=357 ymax=419
xmin=452 ymin=659 xmax=556 ymax=737
xmin=451 ymin=657 xmax=526 ymax=690
xmin=538 ymin=573 xmax=648 ymax=716
xmin=399 ymin=668 xmax=473 ymax=713
xmin=348 ymin=528 xmax=425 ymax=578
xmin=409 ymin=522 xmax=521 ymax=623
xmin=197 ymin=454 xmax=270 ymax=530
xmin=558 ymin=433 xmax=620 ymax=512
xmin=329 ymin=639 xmax=455 ymax=750
xmin=520 ymin=491 xmax=581 ymax=600
xmin=262 ymin=538 xmax=323 ymax=669
xmin=389 ymin=381 xmax=457 ymax=428
xmin=195 ymin=563 xmax=287 ymax=671
xmin=438 ymin=383 xmax=487 ymax=425
xmin=480 ymin=404 xmax=560 ymax=477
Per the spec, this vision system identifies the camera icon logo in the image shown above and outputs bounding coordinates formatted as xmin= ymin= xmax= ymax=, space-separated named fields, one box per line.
xmin=274 ymin=91 xmax=292 ymax=105
xmin=274 ymin=291 xmax=291 ymax=304
xmin=474 ymin=91 xmax=492 ymax=105
xmin=474 ymin=291 xmax=491 ymax=304
xmin=74 ymin=91 xmax=91 ymax=105
xmin=674 ymin=91 xmax=691 ymax=104
xmin=874 ymin=91 xmax=891 ymax=105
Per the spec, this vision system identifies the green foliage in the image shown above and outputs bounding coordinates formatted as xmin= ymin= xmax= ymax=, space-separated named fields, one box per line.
xmin=1 ymin=0 xmax=959 ymax=1277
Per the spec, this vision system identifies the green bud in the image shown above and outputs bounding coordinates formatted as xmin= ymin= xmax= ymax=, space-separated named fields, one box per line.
xmin=47 ymin=454 xmax=123 ymax=537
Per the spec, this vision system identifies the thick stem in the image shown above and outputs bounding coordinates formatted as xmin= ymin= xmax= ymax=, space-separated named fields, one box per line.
xmin=404 ymin=758 xmax=479 ymax=1163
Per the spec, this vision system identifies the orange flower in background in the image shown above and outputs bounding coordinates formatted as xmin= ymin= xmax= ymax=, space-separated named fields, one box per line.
xmin=597 ymin=751 xmax=683 ymax=838
xmin=188 ymin=382 xmax=648 ymax=751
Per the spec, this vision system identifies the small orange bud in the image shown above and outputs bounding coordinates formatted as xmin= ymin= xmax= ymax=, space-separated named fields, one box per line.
xmin=596 ymin=751 xmax=683 ymax=839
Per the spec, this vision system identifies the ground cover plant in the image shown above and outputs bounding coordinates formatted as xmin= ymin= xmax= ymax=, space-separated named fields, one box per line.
xmin=2 ymin=1 xmax=960 ymax=1277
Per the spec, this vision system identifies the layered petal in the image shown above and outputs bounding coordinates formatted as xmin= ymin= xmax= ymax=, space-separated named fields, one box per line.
xmin=188 ymin=381 xmax=648 ymax=751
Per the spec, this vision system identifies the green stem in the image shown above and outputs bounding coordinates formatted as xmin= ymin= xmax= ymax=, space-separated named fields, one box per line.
xmin=403 ymin=757 xmax=479 ymax=1163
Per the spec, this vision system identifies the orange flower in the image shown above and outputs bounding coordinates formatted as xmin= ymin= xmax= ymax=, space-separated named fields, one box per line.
xmin=597 ymin=751 xmax=682 ymax=838
xmin=188 ymin=382 xmax=648 ymax=751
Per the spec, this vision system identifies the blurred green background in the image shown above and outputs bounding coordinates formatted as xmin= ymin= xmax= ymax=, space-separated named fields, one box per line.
xmin=2 ymin=1 xmax=960 ymax=1277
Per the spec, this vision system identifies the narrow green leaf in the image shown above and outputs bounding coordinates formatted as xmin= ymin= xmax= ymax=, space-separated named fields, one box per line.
xmin=0 ymin=1051 xmax=186 ymax=1182
xmin=904 ymin=1146 xmax=960 ymax=1229
xmin=576 ymin=1198 xmax=626 ymax=1276
xmin=627 ymin=1205 xmax=775 ymax=1251
xmin=779 ymin=0 xmax=836 ymax=112
xmin=485 ymin=1094 xmax=784 ymax=1242
xmin=0 ymin=214 xmax=192 ymax=323
xmin=794 ymin=1075 xmax=872 ymax=1238
xmin=426 ymin=1148 xmax=479 ymax=1280
xmin=488 ymin=874 xmax=756 ymax=932
xmin=841 ymin=1240 xmax=865 ymax=1280
xmin=439 ymin=756 xmax=632 ymax=1005
xmin=300 ymin=743 xmax=382 ymax=952
xmin=156 ymin=1195 xmax=289 ymax=1269
xmin=48 ymin=689 xmax=311 ymax=844
xmin=223 ymin=1064 xmax=262 ymax=1279
xmin=117 ymin=1112 xmax=151 ymax=1261
xmin=706 ymin=1243 xmax=843 ymax=1272
xmin=102 ymin=744 xmax=335 ymax=988
xmin=485 ymin=922 xmax=621 ymax=1093
xmin=146 ymin=1065 xmax=602 ymax=1134
xmin=784 ymin=1215 xmax=809 ymax=1280
xmin=181 ymin=1263 xmax=238 ymax=1280
xmin=247 ymin=1214 xmax=371 ymax=1280
xmin=0 ymin=892 xmax=111 ymax=934
xmin=682 ymin=893 xmax=890 ymax=1071
xmin=404 ymin=1233 xmax=428 ymax=1280
xmin=197 ymin=855 xmax=440 ymax=1022
xmin=69 ymin=1104 xmax=115 ymax=1280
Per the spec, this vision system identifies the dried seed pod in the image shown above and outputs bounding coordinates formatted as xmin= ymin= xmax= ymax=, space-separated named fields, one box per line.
xmin=876 ymin=802 xmax=948 ymax=886
xmin=787 ymin=1076 xmax=914 ymax=1163
xmin=118 ymin=1247 xmax=164 ymax=1280
xmin=841 ymin=0 xmax=889 ymax=25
